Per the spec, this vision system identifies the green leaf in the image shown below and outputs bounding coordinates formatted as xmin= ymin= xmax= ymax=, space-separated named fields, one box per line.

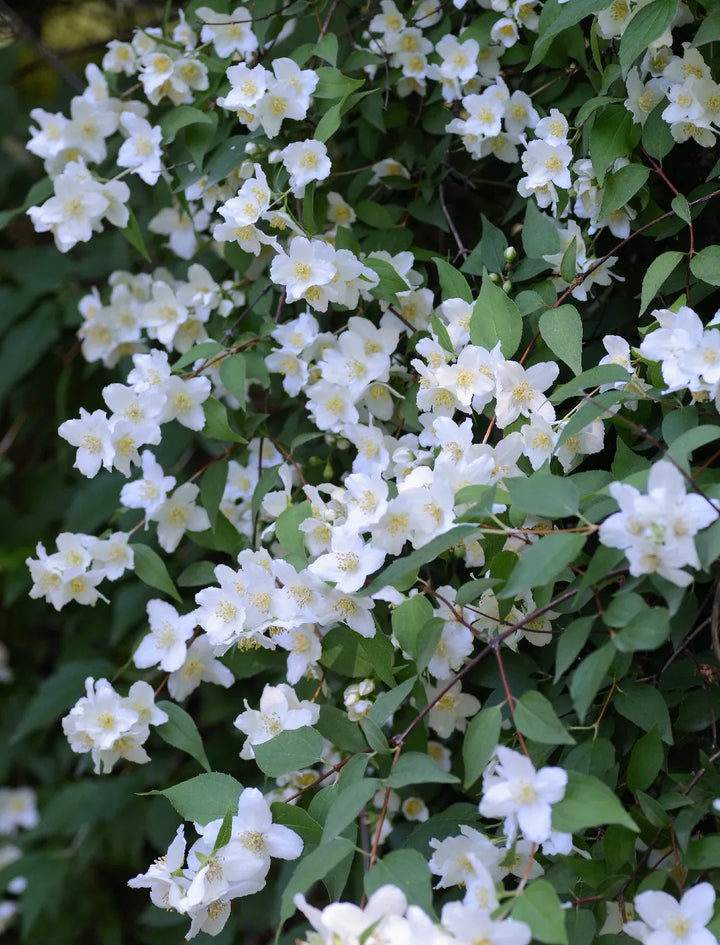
xmin=694 ymin=8 xmax=720 ymax=46
xmin=271 ymin=802 xmax=324 ymax=846
xmin=279 ymin=838 xmax=356 ymax=926
xmin=434 ymin=256 xmax=473 ymax=303
xmin=642 ymin=100 xmax=675 ymax=159
xmin=614 ymin=680 xmax=673 ymax=744
xmin=12 ymin=659 xmax=115 ymax=742
xmin=316 ymin=704 xmax=368 ymax=754
xmin=201 ymin=460 xmax=228 ymax=530
xmin=0 ymin=176 xmax=53 ymax=230
xmin=160 ymin=104 xmax=215 ymax=143
xmin=363 ymin=257 xmax=411 ymax=303
xmin=361 ymin=525 xmax=480 ymax=596
xmin=639 ymin=251 xmax=684 ymax=313
xmin=365 ymin=849 xmax=435 ymax=915
xmin=205 ymin=135 xmax=249 ymax=183
xmin=315 ymin=101 xmax=343 ymax=142
xmin=153 ymin=773 xmax=244 ymax=824
xmin=550 ymin=364 xmax=632 ymax=404
xmin=470 ymin=269 xmax=522 ymax=358
xmin=555 ymin=617 xmax=594 ymax=682
xmin=589 ymin=105 xmax=641 ymax=185
xmin=522 ymin=199 xmax=560 ymax=258
xmin=202 ymin=397 xmax=245 ymax=443
xmin=552 ymin=771 xmax=638 ymax=833
xmin=358 ymin=632 xmax=397 ymax=688
xmin=386 ymin=751 xmax=460 ymax=788
xmin=177 ymin=560 xmax=217 ymax=587
xmin=156 ymin=701 xmax=212 ymax=772
xmin=500 ymin=532 xmax=586 ymax=600
xmin=671 ymin=193 xmax=692 ymax=224
xmin=172 ymin=341 xmax=225 ymax=372
xmin=462 ymin=214 xmax=508 ymax=275
xmin=690 ymin=246 xmax=720 ymax=286
xmin=515 ymin=691 xmax=576 ymax=745
xmin=120 ymin=208 xmax=151 ymax=262
xmin=619 ymin=0 xmax=678 ymax=76
xmin=599 ymin=163 xmax=650 ymax=217
xmin=131 ymin=542 xmax=181 ymax=602
xmin=391 ymin=595 xmax=433 ymax=660
xmin=314 ymin=66 xmax=365 ymax=99
xmin=504 ymin=472 xmax=579 ymax=518
xmin=219 ymin=353 xmax=246 ymax=407
xmin=368 ymin=676 xmax=417 ymax=728
xmin=665 ymin=423 xmax=720 ymax=461
xmin=314 ymin=32 xmax=339 ymax=65
xmin=686 ymin=836 xmax=720 ymax=869
xmin=254 ymin=726 xmax=324 ymax=777
xmin=462 ymin=705 xmax=502 ymax=788
xmin=356 ymin=200 xmax=400 ymax=229
xmin=559 ymin=238 xmax=577 ymax=285
xmin=275 ymin=500 xmax=311 ymax=568
xmin=512 ymin=879 xmax=568 ymax=945
xmin=569 ymin=642 xmax=615 ymax=722
xmin=612 ymin=605 xmax=671 ymax=654
xmin=627 ymin=725 xmax=664 ymax=792
xmin=321 ymin=778 xmax=380 ymax=842
xmin=528 ymin=0 xmax=611 ymax=71
xmin=539 ymin=305 xmax=583 ymax=375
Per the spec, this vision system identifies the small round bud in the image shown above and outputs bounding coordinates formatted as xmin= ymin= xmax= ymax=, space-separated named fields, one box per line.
xmin=503 ymin=246 xmax=517 ymax=263
xmin=502 ymin=280 xmax=513 ymax=294
xmin=489 ymin=272 xmax=502 ymax=285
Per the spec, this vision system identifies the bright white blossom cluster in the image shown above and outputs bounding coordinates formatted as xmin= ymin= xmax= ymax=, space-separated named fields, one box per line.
xmin=599 ymin=459 xmax=718 ymax=586
xmin=61 ymin=677 xmax=168 ymax=774
xmin=0 ymin=788 xmax=38 ymax=933
xmin=26 ymin=531 xmax=132 ymax=611
xmin=296 ymin=882 xmax=532 ymax=945
xmin=17 ymin=0 xmax=720 ymax=941
xmin=128 ymin=787 xmax=302 ymax=940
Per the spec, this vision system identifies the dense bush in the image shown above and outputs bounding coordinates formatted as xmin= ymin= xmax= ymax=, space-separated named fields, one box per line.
xmin=3 ymin=0 xmax=720 ymax=943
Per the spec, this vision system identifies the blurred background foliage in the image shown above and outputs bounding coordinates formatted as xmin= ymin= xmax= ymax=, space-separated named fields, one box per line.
xmin=0 ymin=4 xmax=229 ymax=944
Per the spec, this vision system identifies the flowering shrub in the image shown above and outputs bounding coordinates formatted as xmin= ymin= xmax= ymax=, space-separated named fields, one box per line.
xmin=4 ymin=0 xmax=720 ymax=942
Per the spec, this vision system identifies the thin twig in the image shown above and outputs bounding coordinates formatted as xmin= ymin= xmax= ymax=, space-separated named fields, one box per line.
xmin=0 ymin=0 xmax=84 ymax=91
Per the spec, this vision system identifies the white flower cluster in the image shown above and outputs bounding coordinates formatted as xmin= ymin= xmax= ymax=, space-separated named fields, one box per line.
xmin=131 ymin=600 xmax=233 ymax=700
xmin=234 ymin=683 xmax=320 ymax=759
xmin=296 ymin=882 xmax=532 ymax=945
xmin=0 ymin=787 xmax=38 ymax=934
xmin=26 ymin=531 xmax=132 ymax=611
xmin=61 ymin=677 xmax=168 ymax=774
xmin=217 ymin=58 xmax=316 ymax=139
xmin=128 ymin=787 xmax=302 ymax=940
xmin=77 ymin=265 xmax=241 ymax=367
xmin=625 ymin=41 xmax=720 ymax=147
xmin=599 ymin=459 xmax=718 ymax=587
xmin=104 ymin=17 xmax=212 ymax=103
xmin=27 ymin=158 xmax=129 ymax=253
xmin=58 ymin=347 xmax=211 ymax=479
xmin=640 ymin=305 xmax=720 ymax=405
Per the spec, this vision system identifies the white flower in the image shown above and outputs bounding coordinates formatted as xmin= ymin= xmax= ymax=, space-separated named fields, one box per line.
xmin=167 ymin=635 xmax=234 ymax=700
xmin=479 ymin=746 xmax=567 ymax=844
xmin=234 ymin=683 xmax=320 ymax=759
xmin=134 ymin=599 xmax=196 ymax=672
xmin=281 ymin=139 xmax=331 ymax=193
xmin=150 ymin=482 xmax=210 ymax=552
xmin=58 ymin=408 xmax=114 ymax=478
xmin=426 ymin=679 xmax=481 ymax=738
xmin=117 ymin=111 xmax=163 ymax=184
xmin=0 ymin=789 xmax=38 ymax=834
xmin=625 ymin=883 xmax=718 ymax=945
